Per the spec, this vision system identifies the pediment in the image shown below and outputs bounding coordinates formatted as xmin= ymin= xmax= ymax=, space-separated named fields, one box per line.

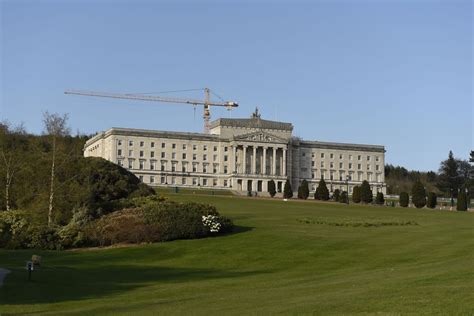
xmin=233 ymin=131 xmax=288 ymax=144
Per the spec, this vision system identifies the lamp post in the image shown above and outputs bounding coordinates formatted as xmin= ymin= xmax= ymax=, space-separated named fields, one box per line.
xmin=466 ymin=187 xmax=469 ymax=210
xmin=450 ymin=188 xmax=454 ymax=210
xmin=346 ymin=175 xmax=350 ymax=204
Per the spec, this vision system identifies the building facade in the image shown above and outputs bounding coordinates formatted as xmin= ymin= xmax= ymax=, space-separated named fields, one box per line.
xmin=84 ymin=113 xmax=386 ymax=195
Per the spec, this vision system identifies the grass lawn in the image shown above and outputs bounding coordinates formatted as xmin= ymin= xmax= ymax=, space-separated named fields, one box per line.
xmin=1 ymin=194 xmax=473 ymax=315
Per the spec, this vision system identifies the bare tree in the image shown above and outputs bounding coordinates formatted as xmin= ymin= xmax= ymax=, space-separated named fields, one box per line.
xmin=0 ymin=121 xmax=27 ymax=211
xmin=43 ymin=112 xmax=70 ymax=226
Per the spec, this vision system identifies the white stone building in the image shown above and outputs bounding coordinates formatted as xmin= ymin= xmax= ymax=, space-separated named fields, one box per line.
xmin=84 ymin=112 xmax=386 ymax=195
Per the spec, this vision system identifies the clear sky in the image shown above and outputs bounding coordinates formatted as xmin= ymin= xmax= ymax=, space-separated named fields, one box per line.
xmin=1 ymin=0 xmax=472 ymax=171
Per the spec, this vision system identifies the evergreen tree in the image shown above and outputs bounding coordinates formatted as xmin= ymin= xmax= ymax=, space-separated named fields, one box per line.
xmin=360 ymin=180 xmax=373 ymax=203
xmin=338 ymin=191 xmax=348 ymax=204
xmin=297 ymin=180 xmax=309 ymax=199
xmin=470 ymin=151 xmax=474 ymax=163
xmin=375 ymin=192 xmax=384 ymax=205
xmin=437 ymin=151 xmax=462 ymax=198
xmin=283 ymin=180 xmax=293 ymax=199
xmin=268 ymin=180 xmax=276 ymax=198
xmin=352 ymin=186 xmax=361 ymax=203
xmin=411 ymin=181 xmax=426 ymax=208
xmin=332 ymin=189 xmax=340 ymax=202
xmin=456 ymin=189 xmax=467 ymax=211
xmin=399 ymin=192 xmax=409 ymax=207
xmin=427 ymin=192 xmax=437 ymax=209
xmin=315 ymin=179 xmax=329 ymax=201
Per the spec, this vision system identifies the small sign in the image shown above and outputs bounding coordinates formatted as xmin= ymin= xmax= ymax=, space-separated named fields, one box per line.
xmin=26 ymin=261 xmax=33 ymax=271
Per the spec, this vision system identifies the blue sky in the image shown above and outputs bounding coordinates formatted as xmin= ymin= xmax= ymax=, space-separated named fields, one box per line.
xmin=1 ymin=0 xmax=472 ymax=171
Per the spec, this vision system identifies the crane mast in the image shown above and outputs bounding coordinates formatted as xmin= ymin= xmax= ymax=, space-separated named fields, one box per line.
xmin=64 ymin=88 xmax=238 ymax=133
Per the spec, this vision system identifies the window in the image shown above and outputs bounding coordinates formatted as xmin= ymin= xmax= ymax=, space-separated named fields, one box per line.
xmin=128 ymin=160 xmax=133 ymax=169
xmin=358 ymin=155 xmax=361 ymax=160
xmin=349 ymin=163 xmax=353 ymax=169
xmin=161 ymin=152 xmax=165 ymax=158
xmin=213 ymin=154 xmax=217 ymax=161
xmin=311 ymin=161 xmax=315 ymax=167
xmin=203 ymin=165 xmax=208 ymax=173
xmin=139 ymin=160 xmax=145 ymax=170
xmin=376 ymin=165 xmax=380 ymax=171
xmin=339 ymin=162 xmax=343 ymax=168
xmin=140 ymin=141 xmax=144 ymax=147
xmin=349 ymin=155 xmax=353 ymax=160
xmin=367 ymin=165 xmax=371 ymax=170
xmin=330 ymin=153 xmax=333 ymax=159
xmin=129 ymin=140 xmax=133 ymax=146
xmin=203 ymin=145 xmax=207 ymax=151
xmin=150 ymin=161 xmax=156 ymax=170
xmin=224 ymin=165 xmax=228 ymax=173
xmin=150 ymin=176 xmax=155 ymax=184
xmin=151 ymin=142 xmax=155 ymax=148
xmin=182 ymin=153 xmax=187 ymax=160
xmin=140 ymin=151 xmax=144 ymax=157
xmin=223 ymin=155 xmax=228 ymax=162
xmin=321 ymin=161 xmax=324 ymax=168
xmin=213 ymin=165 xmax=217 ymax=173
xmin=213 ymin=179 xmax=217 ymax=186
xmin=358 ymin=164 xmax=361 ymax=170
xmin=192 ymin=178 xmax=197 ymax=185
xmin=224 ymin=146 xmax=228 ymax=152
xmin=193 ymin=164 xmax=197 ymax=172
xmin=161 ymin=143 xmax=165 ymax=148
xmin=202 ymin=179 xmax=208 ymax=186
xmin=182 ymin=177 xmax=187 ymax=185
xmin=161 ymin=177 xmax=165 ymax=184
xmin=150 ymin=151 xmax=155 ymax=158
xmin=339 ymin=154 xmax=343 ymax=159
xmin=312 ymin=173 xmax=315 ymax=178
xmin=302 ymin=152 xmax=306 ymax=157
xmin=161 ymin=163 xmax=165 ymax=171
xmin=330 ymin=173 xmax=334 ymax=180
xmin=203 ymin=154 xmax=207 ymax=161
xmin=182 ymin=165 xmax=186 ymax=172
xmin=224 ymin=180 xmax=228 ymax=187
xmin=376 ymin=156 xmax=379 ymax=162
xmin=182 ymin=144 xmax=187 ymax=150
xmin=321 ymin=153 xmax=325 ymax=158
xmin=139 ymin=175 xmax=143 ymax=182
xmin=367 ymin=156 xmax=371 ymax=161
xmin=128 ymin=150 xmax=133 ymax=156
xmin=172 ymin=143 xmax=176 ymax=149
xmin=172 ymin=163 xmax=176 ymax=172
xmin=312 ymin=153 xmax=315 ymax=158
xmin=193 ymin=145 xmax=197 ymax=150
xmin=213 ymin=146 xmax=217 ymax=152
xmin=117 ymin=149 xmax=122 ymax=156
xmin=118 ymin=140 xmax=122 ymax=146
xmin=193 ymin=154 xmax=197 ymax=160
xmin=330 ymin=162 xmax=334 ymax=168
xmin=172 ymin=152 xmax=176 ymax=159
xmin=118 ymin=159 xmax=123 ymax=167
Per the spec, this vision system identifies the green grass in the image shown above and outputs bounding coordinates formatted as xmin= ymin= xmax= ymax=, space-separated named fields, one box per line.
xmin=1 ymin=194 xmax=473 ymax=315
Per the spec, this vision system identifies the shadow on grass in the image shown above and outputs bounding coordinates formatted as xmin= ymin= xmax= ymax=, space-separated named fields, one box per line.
xmin=0 ymin=264 xmax=270 ymax=305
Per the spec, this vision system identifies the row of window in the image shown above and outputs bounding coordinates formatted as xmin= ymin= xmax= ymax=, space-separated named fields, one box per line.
xmin=310 ymin=171 xmax=382 ymax=182
xmin=138 ymin=175 xmax=228 ymax=187
xmin=119 ymin=159 xmax=229 ymax=174
xmin=118 ymin=140 xmax=228 ymax=152
xmin=117 ymin=149 xmax=229 ymax=162
xmin=303 ymin=152 xmax=380 ymax=162
xmin=311 ymin=161 xmax=381 ymax=171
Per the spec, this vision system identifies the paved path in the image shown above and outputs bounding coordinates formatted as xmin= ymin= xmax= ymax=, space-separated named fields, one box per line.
xmin=0 ymin=268 xmax=11 ymax=287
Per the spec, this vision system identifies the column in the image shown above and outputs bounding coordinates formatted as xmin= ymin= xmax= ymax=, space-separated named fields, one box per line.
xmin=272 ymin=147 xmax=277 ymax=175
xmin=263 ymin=146 xmax=267 ymax=175
xmin=243 ymin=146 xmax=247 ymax=174
xmin=252 ymin=146 xmax=257 ymax=174
xmin=232 ymin=145 xmax=237 ymax=173
xmin=283 ymin=148 xmax=287 ymax=176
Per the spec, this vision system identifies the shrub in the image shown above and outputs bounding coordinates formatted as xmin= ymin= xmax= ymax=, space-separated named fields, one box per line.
xmin=457 ymin=190 xmax=467 ymax=211
xmin=338 ymin=191 xmax=348 ymax=204
xmin=352 ymin=186 xmax=361 ymax=203
xmin=411 ymin=181 xmax=426 ymax=208
xmin=27 ymin=225 xmax=62 ymax=250
xmin=297 ymin=180 xmax=309 ymax=199
xmin=399 ymin=192 xmax=409 ymax=207
xmin=0 ymin=210 xmax=31 ymax=248
xmin=427 ymin=192 xmax=437 ymax=209
xmin=283 ymin=180 xmax=293 ymax=199
xmin=375 ymin=192 xmax=385 ymax=205
xmin=332 ymin=189 xmax=340 ymax=202
xmin=268 ymin=180 xmax=276 ymax=197
xmin=315 ymin=179 xmax=329 ymax=201
xmin=360 ymin=181 xmax=373 ymax=203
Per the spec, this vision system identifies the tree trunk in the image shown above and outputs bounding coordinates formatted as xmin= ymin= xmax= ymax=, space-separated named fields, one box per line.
xmin=48 ymin=137 xmax=56 ymax=226
xmin=5 ymin=170 xmax=10 ymax=212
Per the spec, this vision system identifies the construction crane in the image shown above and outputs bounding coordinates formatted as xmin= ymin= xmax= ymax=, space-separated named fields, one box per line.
xmin=64 ymin=88 xmax=239 ymax=133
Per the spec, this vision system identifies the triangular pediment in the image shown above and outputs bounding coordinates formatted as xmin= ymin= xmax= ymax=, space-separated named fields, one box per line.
xmin=233 ymin=130 xmax=288 ymax=143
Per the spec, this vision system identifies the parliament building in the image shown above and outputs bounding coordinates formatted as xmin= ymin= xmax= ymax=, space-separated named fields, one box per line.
xmin=84 ymin=111 xmax=386 ymax=196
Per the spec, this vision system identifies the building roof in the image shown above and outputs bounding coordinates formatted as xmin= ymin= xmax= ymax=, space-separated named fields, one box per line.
xmin=210 ymin=117 xmax=293 ymax=131
xmin=299 ymin=140 xmax=385 ymax=153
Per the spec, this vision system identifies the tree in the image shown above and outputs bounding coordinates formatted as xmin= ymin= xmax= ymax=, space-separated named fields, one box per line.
xmin=427 ymin=192 xmax=437 ymax=209
xmin=297 ymin=180 xmax=309 ymax=199
xmin=332 ymin=189 xmax=340 ymax=202
xmin=352 ymin=186 xmax=361 ymax=203
xmin=437 ymin=151 xmax=462 ymax=198
xmin=43 ymin=112 xmax=71 ymax=226
xmin=399 ymin=192 xmax=409 ymax=207
xmin=470 ymin=151 xmax=474 ymax=163
xmin=375 ymin=192 xmax=384 ymax=205
xmin=411 ymin=181 xmax=426 ymax=208
xmin=314 ymin=179 xmax=329 ymax=201
xmin=456 ymin=189 xmax=467 ymax=211
xmin=360 ymin=180 xmax=373 ymax=203
xmin=268 ymin=180 xmax=276 ymax=198
xmin=0 ymin=122 xmax=28 ymax=211
xmin=338 ymin=191 xmax=348 ymax=204
xmin=283 ymin=180 xmax=293 ymax=199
